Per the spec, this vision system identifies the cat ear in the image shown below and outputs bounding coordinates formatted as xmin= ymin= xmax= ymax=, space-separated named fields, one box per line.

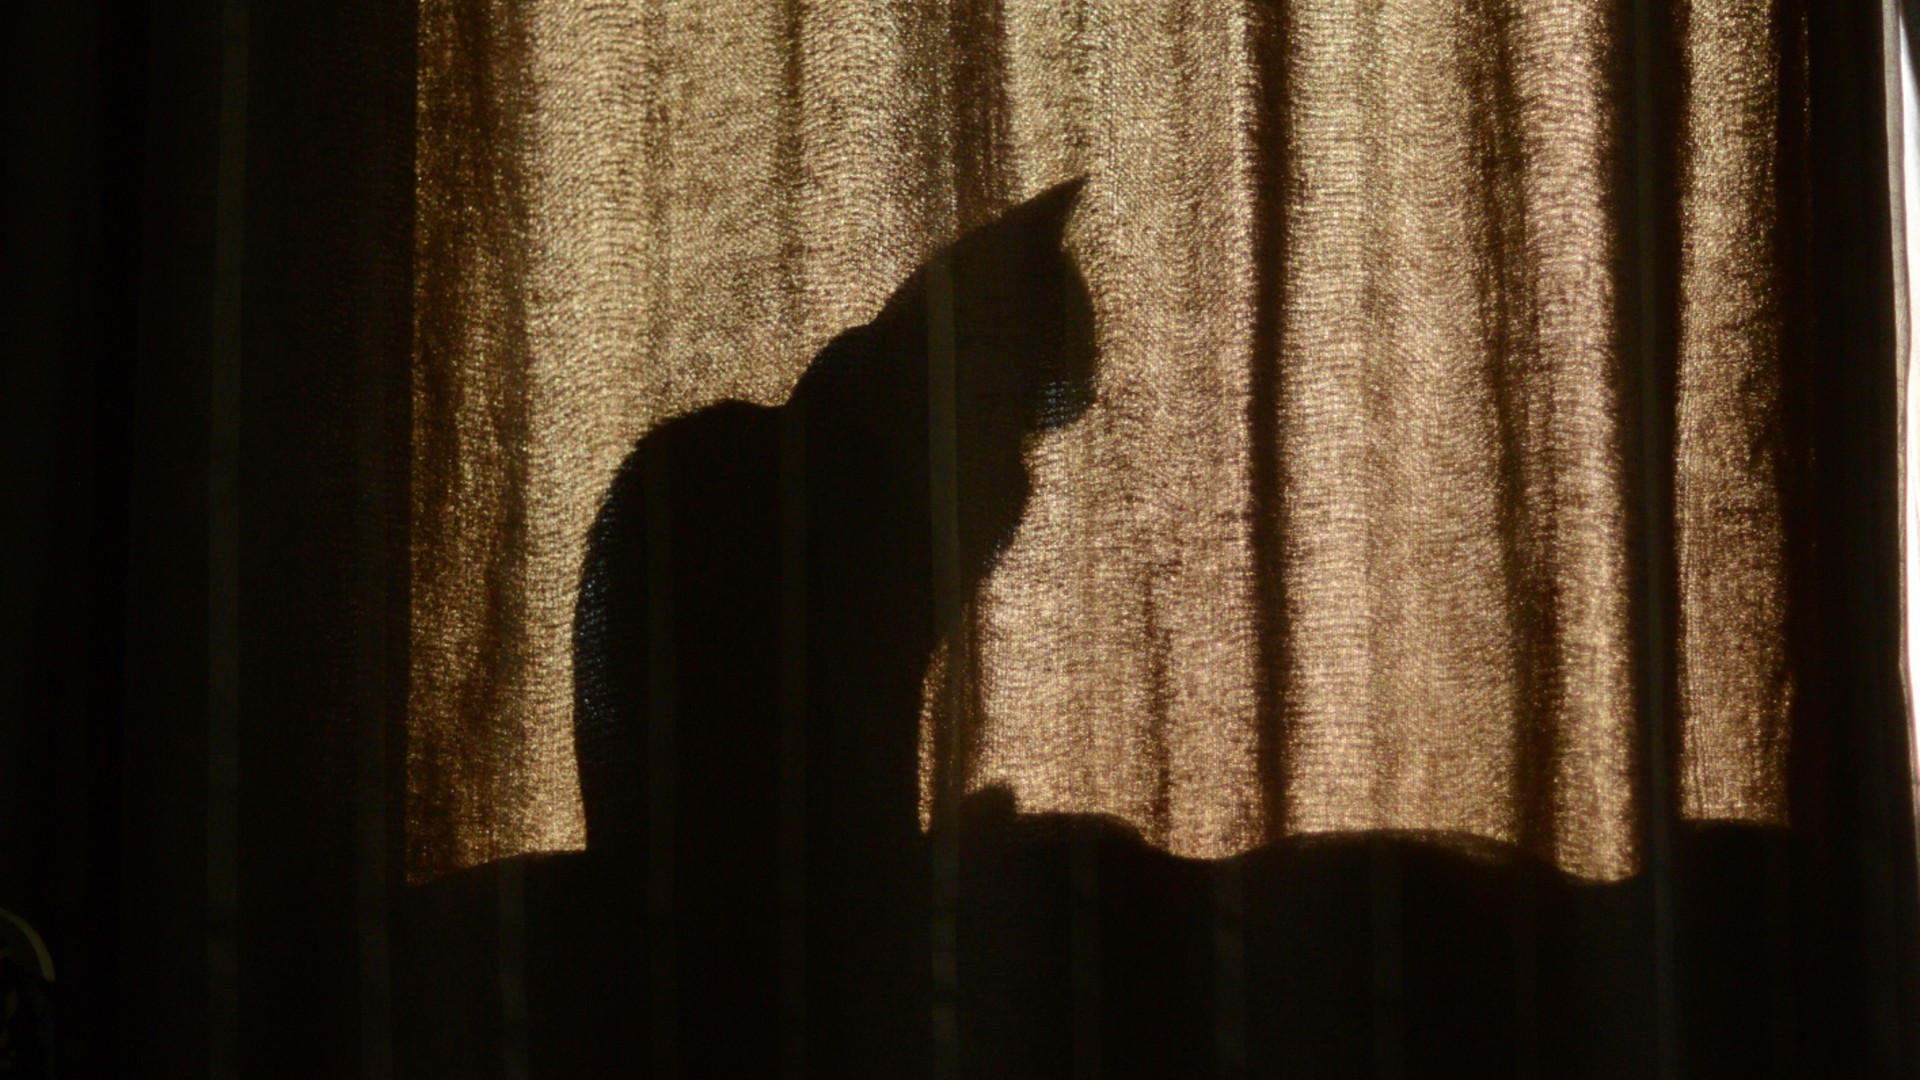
xmin=945 ymin=176 xmax=1085 ymax=270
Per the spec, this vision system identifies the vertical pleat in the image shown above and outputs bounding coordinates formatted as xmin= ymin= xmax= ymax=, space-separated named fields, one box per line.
xmin=411 ymin=0 xmax=552 ymax=871
xmin=1274 ymin=0 xmax=1635 ymax=878
xmin=1672 ymin=0 xmax=1797 ymax=824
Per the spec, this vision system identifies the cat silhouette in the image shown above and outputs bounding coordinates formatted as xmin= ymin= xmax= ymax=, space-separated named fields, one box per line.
xmin=569 ymin=179 xmax=1095 ymax=1074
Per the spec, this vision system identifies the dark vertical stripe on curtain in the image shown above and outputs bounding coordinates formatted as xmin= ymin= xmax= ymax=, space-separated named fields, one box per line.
xmin=1626 ymin=0 xmax=1682 ymax=1073
xmin=4 ymin=1 xmax=150 ymax=1076
xmin=123 ymin=2 xmax=225 ymax=1074
xmin=928 ymin=250 xmax=963 ymax=1080
xmin=206 ymin=0 xmax=245 ymax=1074
xmin=1213 ymin=860 xmax=1248 ymax=1078
xmin=497 ymin=859 xmax=529 ymax=1080
xmin=1069 ymin=836 xmax=1100 ymax=1079
xmin=1818 ymin=1 xmax=1920 ymax=1070
xmin=774 ymin=9 xmax=811 ymax=1079
xmin=643 ymin=439 xmax=678 ymax=1078
xmin=235 ymin=0 xmax=417 ymax=1075
xmin=778 ymin=400 xmax=809 ymax=1079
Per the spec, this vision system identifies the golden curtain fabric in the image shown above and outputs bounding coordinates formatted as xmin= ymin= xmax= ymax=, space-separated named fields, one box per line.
xmin=410 ymin=0 xmax=1800 ymax=883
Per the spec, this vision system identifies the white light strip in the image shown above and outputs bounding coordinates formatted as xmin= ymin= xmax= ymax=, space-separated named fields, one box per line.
xmin=1900 ymin=13 xmax=1920 ymax=828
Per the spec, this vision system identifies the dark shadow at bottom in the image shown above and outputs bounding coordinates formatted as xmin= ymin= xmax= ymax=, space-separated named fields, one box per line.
xmin=399 ymin=813 xmax=1852 ymax=1080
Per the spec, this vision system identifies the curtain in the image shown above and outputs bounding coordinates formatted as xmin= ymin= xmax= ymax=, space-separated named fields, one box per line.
xmin=412 ymin=0 xmax=1811 ymax=885
xmin=7 ymin=0 xmax=1920 ymax=1076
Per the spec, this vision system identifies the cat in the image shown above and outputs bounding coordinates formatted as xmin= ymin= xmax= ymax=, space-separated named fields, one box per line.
xmin=567 ymin=179 xmax=1095 ymax=1074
